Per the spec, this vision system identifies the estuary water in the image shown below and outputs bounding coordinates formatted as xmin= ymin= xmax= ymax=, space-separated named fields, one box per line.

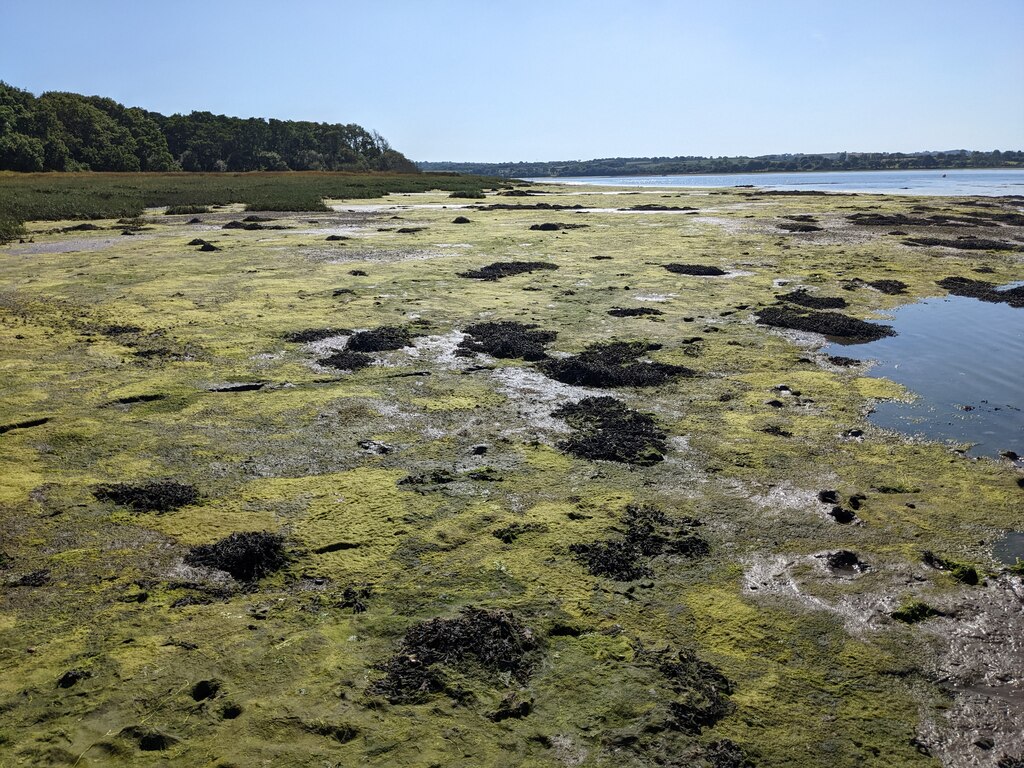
xmin=536 ymin=168 xmax=1024 ymax=197
xmin=822 ymin=288 xmax=1024 ymax=459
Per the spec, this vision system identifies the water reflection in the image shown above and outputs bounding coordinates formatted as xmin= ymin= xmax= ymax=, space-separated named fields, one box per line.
xmin=823 ymin=292 xmax=1024 ymax=458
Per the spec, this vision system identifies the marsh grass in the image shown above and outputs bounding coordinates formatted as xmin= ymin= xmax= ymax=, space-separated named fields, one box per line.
xmin=0 ymin=170 xmax=509 ymax=223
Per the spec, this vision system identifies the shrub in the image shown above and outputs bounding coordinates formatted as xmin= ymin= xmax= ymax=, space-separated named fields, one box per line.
xmin=0 ymin=219 xmax=26 ymax=244
xmin=165 ymin=205 xmax=210 ymax=215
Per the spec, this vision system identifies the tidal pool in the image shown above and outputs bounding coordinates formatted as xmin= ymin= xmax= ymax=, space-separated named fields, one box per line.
xmin=993 ymin=531 xmax=1024 ymax=565
xmin=824 ymin=288 xmax=1024 ymax=458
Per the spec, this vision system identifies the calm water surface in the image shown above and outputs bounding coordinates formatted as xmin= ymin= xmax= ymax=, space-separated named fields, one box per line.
xmin=536 ymin=169 xmax=1024 ymax=196
xmin=822 ymin=290 xmax=1024 ymax=458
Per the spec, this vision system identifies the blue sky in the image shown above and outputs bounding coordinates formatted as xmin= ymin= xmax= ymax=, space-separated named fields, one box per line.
xmin=2 ymin=0 xmax=1022 ymax=161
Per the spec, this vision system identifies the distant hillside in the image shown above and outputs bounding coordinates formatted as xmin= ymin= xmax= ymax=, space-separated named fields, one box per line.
xmin=418 ymin=150 xmax=1024 ymax=178
xmin=0 ymin=82 xmax=416 ymax=173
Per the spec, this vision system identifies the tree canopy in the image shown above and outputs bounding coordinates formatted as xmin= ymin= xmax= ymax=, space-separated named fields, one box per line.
xmin=0 ymin=82 xmax=415 ymax=173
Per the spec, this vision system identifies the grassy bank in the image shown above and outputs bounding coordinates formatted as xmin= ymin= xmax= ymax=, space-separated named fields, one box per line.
xmin=0 ymin=171 xmax=509 ymax=231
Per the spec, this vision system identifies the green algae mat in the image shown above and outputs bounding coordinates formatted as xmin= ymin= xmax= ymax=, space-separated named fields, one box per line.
xmin=1 ymin=184 xmax=1022 ymax=767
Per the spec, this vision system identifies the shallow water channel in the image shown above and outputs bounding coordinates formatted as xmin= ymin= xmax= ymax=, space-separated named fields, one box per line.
xmin=823 ymin=288 xmax=1024 ymax=459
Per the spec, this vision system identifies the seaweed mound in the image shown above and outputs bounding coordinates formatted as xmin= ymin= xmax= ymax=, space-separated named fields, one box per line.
xmin=937 ymin=277 xmax=1024 ymax=308
xmin=777 ymin=289 xmax=848 ymax=309
xmin=184 ymin=531 xmax=287 ymax=581
xmin=93 ymin=481 xmax=198 ymax=512
xmin=756 ymin=306 xmax=894 ymax=342
xmin=346 ymin=325 xmax=414 ymax=352
xmin=529 ymin=222 xmax=588 ymax=231
xmin=317 ymin=350 xmax=373 ymax=371
xmin=608 ymin=307 xmax=664 ymax=317
xmin=283 ymin=328 xmax=350 ymax=343
xmin=664 ymin=264 xmax=727 ymax=276
xmin=627 ymin=204 xmax=697 ymax=211
xmin=868 ymin=279 xmax=908 ymax=295
xmin=653 ymin=648 xmax=735 ymax=733
xmin=538 ymin=341 xmax=694 ymax=388
xmin=457 ymin=321 xmax=556 ymax=361
xmin=371 ymin=608 xmax=539 ymax=704
xmin=570 ymin=504 xmax=708 ymax=581
xmin=553 ymin=396 xmax=668 ymax=465
xmin=458 ymin=261 xmax=559 ymax=281
xmin=778 ymin=222 xmax=822 ymax=232
xmin=905 ymin=236 xmax=1022 ymax=251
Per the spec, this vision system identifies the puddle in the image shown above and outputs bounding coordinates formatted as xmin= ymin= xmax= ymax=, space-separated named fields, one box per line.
xmin=824 ymin=288 xmax=1024 ymax=458
xmin=993 ymin=531 xmax=1024 ymax=565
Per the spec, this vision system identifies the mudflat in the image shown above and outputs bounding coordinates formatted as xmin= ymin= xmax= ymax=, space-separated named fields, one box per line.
xmin=1 ymin=183 xmax=1022 ymax=767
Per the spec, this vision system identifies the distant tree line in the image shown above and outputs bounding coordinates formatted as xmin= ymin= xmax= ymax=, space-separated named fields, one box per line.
xmin=0 ymin=82 xmax=416 ymax=173
xmin=418 ymin=150 xmax=1024 ymax=178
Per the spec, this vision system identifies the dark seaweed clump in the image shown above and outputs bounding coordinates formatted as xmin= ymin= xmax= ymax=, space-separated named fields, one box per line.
xmin=458 ymin=261 xmax=559 ymax=281
xmin=654 ymin=648 xmax=735 ymax=733
xmin=346 ymin=325 xmax=414 ymax=352
xmin=777 ymin=221 xmax=822 ymax=232
xmin=756 ymin=306 xmax=894 ymax=342
xmin=905 ymin=236 xmax=1022 ymax=252
xmin=608 ymin=307 xmax=664 ymax=317
xmin=627 ymin=203 xmax=697 ymax=211
xmin=539 ymin=341 xmax=695 ymax=388
xmin=318 ymin=350 xmax=373 ymax=371
xmin=492 ymin=522 xmax=549 ymax=544
xmin=370 ymin=608 xmax=538 ymax=704
xmin=457 ymin=321 xmax=556 ymax=361
xmin=937 ymin=277 xmax=1024 ymax=308
xmin=664 ymin=263 xmax=727 ymax=276
xmin=184 ymin=531 xmax=287 ymax=581
xmin=570 ymin=504 xmax=707 ymax=581
xmin=704 ymin=739 xmax=756 ymax=768
xmin=867 ymin=279 xmax=908 ymax=295
xmin=529 ymin=222 xmax=588 ymax=231
xmin=777 ymin=289 xmax=848 ymax=309
xmin=283 ymin=327 xmax=350 ymax=343
xmin=554 ymin=397 xmax=668 ymax=466
xmin=93 ymin=481 xmax=198 ymax=512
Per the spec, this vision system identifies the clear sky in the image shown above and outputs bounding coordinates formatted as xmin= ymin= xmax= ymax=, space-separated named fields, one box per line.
xmin=2 ymin=0 xmax=1022 ymax=162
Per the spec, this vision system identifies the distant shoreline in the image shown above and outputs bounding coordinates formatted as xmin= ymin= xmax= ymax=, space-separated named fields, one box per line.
xmin=528 ymin=165 xmax=1022 ymax=179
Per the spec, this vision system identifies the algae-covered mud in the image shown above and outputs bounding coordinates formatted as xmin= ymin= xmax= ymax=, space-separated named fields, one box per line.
xmin=1 ymin=184 xmax=1023 ymax=767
